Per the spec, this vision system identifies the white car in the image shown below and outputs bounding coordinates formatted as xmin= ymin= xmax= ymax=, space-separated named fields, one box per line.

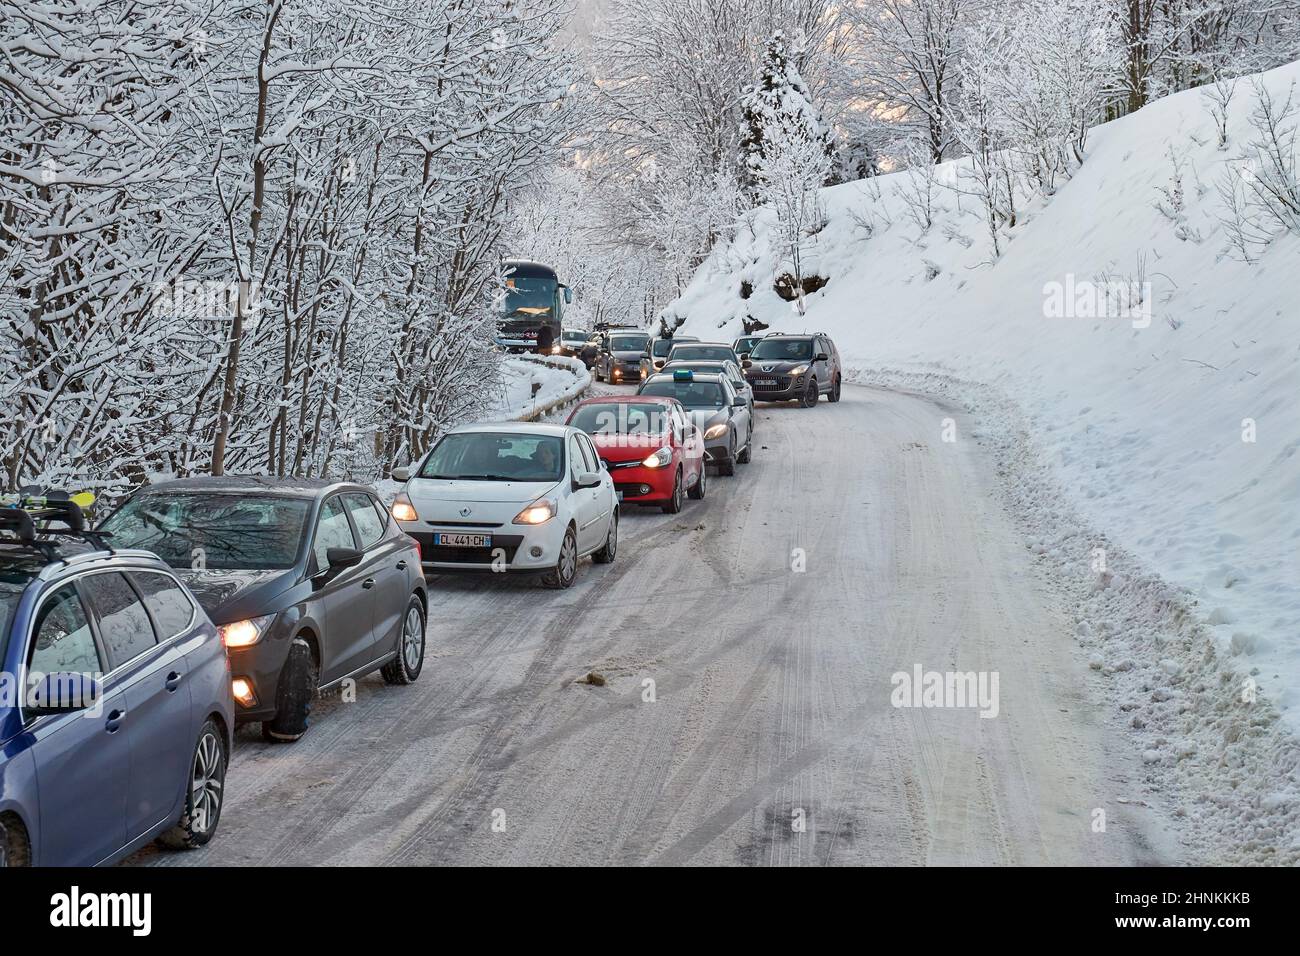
xmin=389 ymin=423 xmax=618 ymax=588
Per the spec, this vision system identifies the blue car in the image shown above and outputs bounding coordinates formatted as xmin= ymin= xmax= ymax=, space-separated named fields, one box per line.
xmin=0 ymin=494 xmax=233 ymax=866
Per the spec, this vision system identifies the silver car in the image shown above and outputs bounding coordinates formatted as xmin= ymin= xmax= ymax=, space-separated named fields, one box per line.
xmin=637 ymin=371 xmax=753 ymax=476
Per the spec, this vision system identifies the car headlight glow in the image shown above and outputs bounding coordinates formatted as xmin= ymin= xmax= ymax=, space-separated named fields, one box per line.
xmin=641 ymin=447 xmax=673 ymax=468
xmin=391 ymin=493 xmax=418 ymax=522
xmin=513 ymin=498 xmax=557 ymax=525
xmin=219 ymin=614 xmax=276 ymax=649
xmin=789 ymin=365 xmax=808 ymax=376
xmin=703 ymin=423 xmax=728 ymax=440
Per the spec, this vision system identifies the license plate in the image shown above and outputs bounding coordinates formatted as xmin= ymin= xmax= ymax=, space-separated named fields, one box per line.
xmin=434 ymin=532 xmax=491 ymax=548
xmin=755 ymin=379 xmax=778 ymax=386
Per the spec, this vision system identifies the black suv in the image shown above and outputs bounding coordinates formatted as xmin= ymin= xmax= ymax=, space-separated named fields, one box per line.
xmin=743 ymin=333 xmax=842 ymax=406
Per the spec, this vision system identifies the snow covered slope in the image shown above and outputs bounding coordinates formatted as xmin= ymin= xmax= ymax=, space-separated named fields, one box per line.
xmin=672 ymin=62 xmax=1300 ymax=732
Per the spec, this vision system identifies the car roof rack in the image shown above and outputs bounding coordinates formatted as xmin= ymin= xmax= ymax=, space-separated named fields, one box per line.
xmin=0 ymin=490 xmax=113 ymax=560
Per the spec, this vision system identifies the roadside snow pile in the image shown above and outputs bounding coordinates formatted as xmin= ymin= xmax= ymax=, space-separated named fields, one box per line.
xmin=671 ymin=62 xmax=1300 ymax=739
xmin=486 ymin=354 xmax=591 ymax=422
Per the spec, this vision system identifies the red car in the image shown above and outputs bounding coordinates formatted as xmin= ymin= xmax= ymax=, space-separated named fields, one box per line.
xmin=566 ymin=394 xmax=706 ymax=513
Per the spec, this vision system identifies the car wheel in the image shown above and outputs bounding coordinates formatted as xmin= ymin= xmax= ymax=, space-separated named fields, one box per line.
xmin=688 ymin=461 xmax=707 ymax=500
xmin=661 ymin=469 xmax=684 ymax=513
xmin=0 ymin=817 xmax=31 ymax=867
xmin=593 ymin=509 xmax=618 ymax=563
xmin=262 ymin=639 xmax=319 ymax=742
xmin=828 ymin=374 xmax=842 ymax=402
xmin=800 ymin=378 xmax=818 ymax=407
xmin=542 ymin=526 xmax=578 ymax=588
xmin=717 ymin=437 xmax=736 ymax=476
xmin=159 ymin=718 xmax=227 ymax=849
xmin=382 ymin=596 xmax=426 ymax=685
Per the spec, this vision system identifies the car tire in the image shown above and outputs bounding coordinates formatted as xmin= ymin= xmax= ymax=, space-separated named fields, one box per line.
xmin=687 ymin=462 xmax=707 ymax=500
xmin=159 ymin=718 xmax=227 ymax=849
xmin=661 ymin=469 xmax=684 ymax=513
xmin=828 ymin=374 xmax=842 ymax=402
xmin=800 ymin=378 xmax=818 ymax=408
xmin=542 ymin=526 xmax=578 ymax=588
xmin=262 ymin=639 xmax=319 ymax=743
xmin=382 ymin=596 xmax=426 ymax=685
xmin=0 ymin=816 xmax=32 ymax=867
xmin=593 ymin=510 xmax=618 ymax=563
xmin=717 ymin=437 xmax=736 ymax=476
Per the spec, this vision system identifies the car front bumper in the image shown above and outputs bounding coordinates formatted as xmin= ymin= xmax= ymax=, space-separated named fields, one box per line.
xmin=603 ymin=459 xmax=677 ymax=501
xmin=399 ymin=519 xmax=569 ymax=573
xmin=746 ymin=374 xmax=805 ymax=401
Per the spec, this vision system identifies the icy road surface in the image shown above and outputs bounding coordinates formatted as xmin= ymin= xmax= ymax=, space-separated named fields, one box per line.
xmin=130 ymin=384 xmax=1179 ymax=866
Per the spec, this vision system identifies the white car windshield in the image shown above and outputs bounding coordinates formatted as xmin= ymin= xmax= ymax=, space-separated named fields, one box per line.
xmin=420 ymin=433 xmax=565 ymax=482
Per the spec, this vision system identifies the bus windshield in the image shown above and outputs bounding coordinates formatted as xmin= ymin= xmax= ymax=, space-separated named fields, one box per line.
xmin=503 ymin=277 xmax=555 ymax=317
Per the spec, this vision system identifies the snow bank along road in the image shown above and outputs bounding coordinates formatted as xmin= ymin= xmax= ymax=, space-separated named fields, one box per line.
xmin=130 ymin=383 xmax=1184 ymax=866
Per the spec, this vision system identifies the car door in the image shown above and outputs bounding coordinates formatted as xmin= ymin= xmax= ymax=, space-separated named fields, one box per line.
xmin=80 ymin=570 xmax=193 ymax=843
xmin=814 ymin=337 xmax=833 ymax=393
xmin=724 ymin=379 xmax=751 ymax=446
xmin=342 ymin=492 xmax=407 ymax=661
xmin=309 ymin=494 xmax=375 ymax=683
xmin=568 ymin=433 xmax=603 ymax=552
xmin=581 ymin=433 xmax=615 ymax=532
xmin=25 ymin=581 xmax=129 ymax=865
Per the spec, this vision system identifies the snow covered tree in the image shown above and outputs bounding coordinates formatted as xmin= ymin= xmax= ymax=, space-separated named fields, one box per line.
xmin=740 ymin=31 xmax=835 ymax=195
xmin=844 ymin=0 xmax=970 ymax=164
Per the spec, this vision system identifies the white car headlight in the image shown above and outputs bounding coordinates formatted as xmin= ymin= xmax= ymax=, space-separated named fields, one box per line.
xmin=219 ymin=614 xmax=276 ymax=649
xmin=513 ymin=498 xmax=557 ymax=525
xmin=703 ymin=423 xmax=728 ymax=440
xmin=789 ymin=365 xmax=808 ymax=376
xmin=391 ymin=493 xmax=418 ymax=522
xmin=642 ymin=447 xmax=673 ymax=468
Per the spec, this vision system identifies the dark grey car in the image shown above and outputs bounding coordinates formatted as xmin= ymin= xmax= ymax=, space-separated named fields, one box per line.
xmin=99 ymin=477 xmax=427 ymax=742
xmin=594 ymin=330 xmax=650 ymax=384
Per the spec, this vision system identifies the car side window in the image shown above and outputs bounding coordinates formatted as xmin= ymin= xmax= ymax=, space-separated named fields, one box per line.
xmin=313 ymin=496 xmax=358 ymax=571
xmin=568 ymin=435 xmax=587 ymax=476
xmin=81 ymin=572 xmax=157 ymax=668
xmin=130 ymin=571 xmax=194 ymax=640
xmin=29 ymin=584 xmax=102 ymax=676
xmin=580 ymin=434 xmax=601 ymax=472
xmin=343 ymin=493 xmax=385 ymax=549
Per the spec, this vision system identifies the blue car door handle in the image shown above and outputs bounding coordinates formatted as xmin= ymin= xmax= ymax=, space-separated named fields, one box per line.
xmin=165 ymin=671 xmax=183 ymax=692
xmin=105 ymin=709 xmax=126 ymax=733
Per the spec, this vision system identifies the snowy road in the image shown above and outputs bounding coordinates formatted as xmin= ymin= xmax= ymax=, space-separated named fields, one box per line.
xmin=129 ymin=383 xmax=1178 ymax=866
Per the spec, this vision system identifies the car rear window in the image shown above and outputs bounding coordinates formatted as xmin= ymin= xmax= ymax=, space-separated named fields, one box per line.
xmin=100 ymin=493 xmax=312 ymax=570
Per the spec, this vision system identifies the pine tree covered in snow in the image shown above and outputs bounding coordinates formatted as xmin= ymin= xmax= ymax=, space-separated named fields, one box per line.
xmin=740 ymin=31 xmax=834 ymax=196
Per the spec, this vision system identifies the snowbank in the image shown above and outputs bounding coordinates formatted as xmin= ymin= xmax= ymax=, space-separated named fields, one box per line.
xmin=672 ymin=61 xmax=1300 ymax=738
xmin=486 ymin=353 xmax=592 ymax=422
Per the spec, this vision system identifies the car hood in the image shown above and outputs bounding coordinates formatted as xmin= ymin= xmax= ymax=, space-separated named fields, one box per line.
xmin=685 ymin=408 xmax=728 ymax=431
xmin=590 ymin=433 xmax=665 ymax=462
xmin=748 ymin=359 xmax=807 ymax=374
xmin=612 ymin=350 xmax=644 ymax=361
xmin=406 ymin=477 xmax=558 ymax=506
xmin=174 ymin=568 xmax=296 ymax=624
